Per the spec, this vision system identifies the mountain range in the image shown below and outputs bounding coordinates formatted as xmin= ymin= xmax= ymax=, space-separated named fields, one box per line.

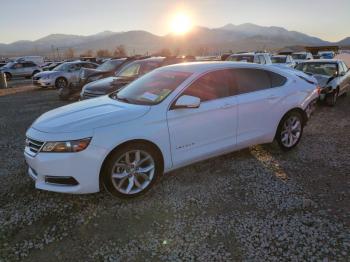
xmin=1 ymin=23 xmax=349 ymax=57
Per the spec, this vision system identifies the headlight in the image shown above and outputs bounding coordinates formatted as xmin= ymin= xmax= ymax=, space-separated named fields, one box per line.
xmin=42 ymin=75 xmax=52 ymax=80
xmin=41 ymin=138 xmax=91 ymax=153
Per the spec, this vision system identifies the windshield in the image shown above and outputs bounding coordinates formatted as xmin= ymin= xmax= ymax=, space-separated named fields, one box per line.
xmin=295 ymin=62 xmax=338 ymax=77
xmin=291 ymin=54 xmax=306 ymax=60
xmin=227 ymin=55 xmax=254 ymax=63
xmin=271 ymin=57 xmax=287 ymax=63
xmin=4 ymin=62 xmax=15 ymax=68
xmin=111 ymin=70 xmax=192 ymax=105
xmin=116 ymin=62 xmax=141 ymax=78
xmin=53 ymin=63 xmax=71 ymax=72
xmin=97 ymin=60 xmax=124 ymax=71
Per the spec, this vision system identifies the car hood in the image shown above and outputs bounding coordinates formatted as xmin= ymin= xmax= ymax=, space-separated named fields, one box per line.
xmin=34 ymin=70 xmax=60 ymax=77
xmin=312 ymin=74 xmax=334 ymax=88
xmin=31 ymin=95 xmax=150 ymax=133
xmin=83 ymin=76 xmax=131 ymax=94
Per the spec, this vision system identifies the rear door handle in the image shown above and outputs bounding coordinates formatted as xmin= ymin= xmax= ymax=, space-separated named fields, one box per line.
xmin=221 ymin=103 xmax=233 ymax=109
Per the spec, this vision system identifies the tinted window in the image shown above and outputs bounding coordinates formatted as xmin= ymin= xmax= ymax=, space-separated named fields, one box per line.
xmin=235 ymin=69 xmax=271 ymax=94
xmin=182 ymin=70 xmax=236 ymax=102
xmin=24 ymin=62 xmax=36 ymax=67
xmin=268 ymin=71 xmax=287 ymax=87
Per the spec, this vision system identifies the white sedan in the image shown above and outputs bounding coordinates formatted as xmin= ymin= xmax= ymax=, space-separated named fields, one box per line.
xmin=24 ymin=62 xmax=319 ymax=198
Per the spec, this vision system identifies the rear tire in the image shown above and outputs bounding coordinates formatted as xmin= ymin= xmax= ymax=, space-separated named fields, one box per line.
xmin=276 ymin=111 xmax=304 ymax=151
xmin=102 ymin=143 xmax=162 ymax=198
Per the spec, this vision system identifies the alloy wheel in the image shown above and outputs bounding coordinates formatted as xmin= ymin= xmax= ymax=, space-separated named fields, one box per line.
xmin=280 ymin=116 xmax=302 ymax=148
xmin=111 ymin=150 xmax=155 ymax=195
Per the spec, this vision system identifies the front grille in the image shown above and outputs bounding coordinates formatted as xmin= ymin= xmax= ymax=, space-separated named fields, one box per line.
xmin=82 ymin=91 xmax=103 ymax=99
xmin=26 ymin=137 xmax=44 ymax=155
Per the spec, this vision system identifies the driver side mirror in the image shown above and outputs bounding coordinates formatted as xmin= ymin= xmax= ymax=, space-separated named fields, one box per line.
xmin=174 ymin=95 xmax=201 ymax=109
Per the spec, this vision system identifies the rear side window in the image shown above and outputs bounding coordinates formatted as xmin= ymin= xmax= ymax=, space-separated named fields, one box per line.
xmin=235 ymin=69 xmax=271 ymax=94
xmin=182 ymin=70 xmax=237 ymax=102
xmin=268 ymin=71 xmax=287 ymax=87
xmin=235 ymin=69 xmax=286 ymax=94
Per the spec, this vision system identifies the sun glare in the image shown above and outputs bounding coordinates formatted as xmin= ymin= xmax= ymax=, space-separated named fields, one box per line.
xmin=170 ymin=13 xmax=192 ymax=35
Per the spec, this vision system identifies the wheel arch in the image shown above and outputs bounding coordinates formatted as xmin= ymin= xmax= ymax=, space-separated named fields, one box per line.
xmin=274 ymin=107 xmax=307 ymax=139
xmin=98 ymin=139 xmax=165 ymax=190
xmin=55 ymin=76 xmax=68 ymax=86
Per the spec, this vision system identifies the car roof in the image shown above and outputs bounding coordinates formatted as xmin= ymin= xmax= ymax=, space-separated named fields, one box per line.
xmin=299 ymin=59 xmax=339 ymax=63
xmin=272 ymin=55 xmax=288 ymax=57
xmin=159 ymin=61 xmax=286 ymax=74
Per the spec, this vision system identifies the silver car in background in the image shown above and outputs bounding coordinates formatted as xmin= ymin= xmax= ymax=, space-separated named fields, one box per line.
xmin=32 ymin=61 xmax=98 ymax=88
xmin=0 ymin=61 xmax=41 ymax=81
xmin=271 ymin=55 xmax=296 ymax=68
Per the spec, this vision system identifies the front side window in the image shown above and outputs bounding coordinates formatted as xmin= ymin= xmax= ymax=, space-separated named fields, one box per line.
xmin=14 ymin=63 xmax=23 ymax=69
xmin=112 ymin=70 xmax=192 ymax=105
xmin=182 ymin=70 xmax=236 ymax=102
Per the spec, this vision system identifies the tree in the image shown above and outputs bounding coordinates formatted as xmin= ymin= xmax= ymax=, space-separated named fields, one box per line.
xmin=113 ymin=45 xmax=127 ymax=57
xmin=81 ymin=49 xmax=94 ymax=57
xmin=96 ymin=49 xmax=112 ymax=57
xmin=64 ymin=48 xmax=75 ymax=59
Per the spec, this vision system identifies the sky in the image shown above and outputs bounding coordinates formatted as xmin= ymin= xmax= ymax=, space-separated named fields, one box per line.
xmin=0 ymin=0 xmax=349 ymax=44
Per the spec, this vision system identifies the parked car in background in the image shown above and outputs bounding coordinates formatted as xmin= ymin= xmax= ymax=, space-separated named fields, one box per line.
xmin=295 ymin=59 xmax=350 ymax=106
xmin=291 ymin=52 xmax=313 ymax=64
xmin=271 ymin=55 xmax=296 ymax=68
xmin=80 ymin=56 xmax=192 ymax=100
xmin=226 ymin=52 xmax=272 ymax=65
xmin=318 ymin=51 xmax=335 ymax=59
xmin=14 ymin=56 xmax=45 ymax=66
xmin=32 ymin=61 xmax=98 ymax=89
xmin=0 ymin=61 xmax=41 ymax=80
xmin=0 ymin=62 xmax=7 ymax=69
xmin=58 ymin=58 xmax=134 ymax=100
xmin=24 ymin=62 xmax=319 ymax=197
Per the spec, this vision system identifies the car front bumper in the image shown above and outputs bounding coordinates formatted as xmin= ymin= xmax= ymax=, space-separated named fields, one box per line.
xmin=33 ymin=78 xmax=55 ymax=87
xmin=24 ymin=136 xmax=109 ymax=194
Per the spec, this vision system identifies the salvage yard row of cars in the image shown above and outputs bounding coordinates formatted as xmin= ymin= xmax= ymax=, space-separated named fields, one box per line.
xmin=12 ymin=50 xmax=350 ymax=198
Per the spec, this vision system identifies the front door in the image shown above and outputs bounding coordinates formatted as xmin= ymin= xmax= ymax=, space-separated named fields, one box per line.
xmin=167 ymin=69 xmax=238 ymax=167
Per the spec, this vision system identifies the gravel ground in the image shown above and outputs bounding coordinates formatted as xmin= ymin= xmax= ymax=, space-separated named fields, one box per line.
xmin=0 ymin=88 xmax=349 ymax=261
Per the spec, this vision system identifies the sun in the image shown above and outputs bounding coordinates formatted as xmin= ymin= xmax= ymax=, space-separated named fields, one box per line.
xmin=170 ymin=12 xmax=192 ymax=35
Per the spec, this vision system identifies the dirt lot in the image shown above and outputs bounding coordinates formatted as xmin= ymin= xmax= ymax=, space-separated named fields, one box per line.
xmin=0 ymin=87 xmax=349 ymax=261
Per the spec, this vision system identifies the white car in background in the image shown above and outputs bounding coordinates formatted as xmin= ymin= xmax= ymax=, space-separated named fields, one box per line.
xmin=271 ymin=55 xmax=296 ymax=68
xmin=32 ymin=61 xmax=98 ymax=89
xmin=24 ymin=62 xmax=319 ymax=198
xmin=291 ymin=52 xmax=313 ymax=64
xmin=226 ymin=52 xmax=272 ymax=65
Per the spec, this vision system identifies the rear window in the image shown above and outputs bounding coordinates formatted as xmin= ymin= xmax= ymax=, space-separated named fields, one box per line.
xmin=227 ymin=55 xmax=254 ymax=63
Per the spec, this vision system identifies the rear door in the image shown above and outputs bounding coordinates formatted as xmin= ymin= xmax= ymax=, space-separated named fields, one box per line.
xmin=234 ymin=68 xmax=288 ymax=145
xmin=167 ymin=69 xmax=238 ymax=167
xmin=23 ymin=62 xmax=36 ymax=76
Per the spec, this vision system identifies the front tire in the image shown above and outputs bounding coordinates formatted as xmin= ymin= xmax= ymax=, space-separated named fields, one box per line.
xmin=276 ymin=111 xmax=304 ymax=151
xmin=4 ymin=72 xmax=11 ymax=81
xmin=55 ymin=77 xmax=68 ymax=89
xmin=102 ymin=143 xmax=162 ymax=198
xmin=58 ymin=87 xmax=71 ymax=101
xmin=326 ymin=90 xmax=338 ymax=107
